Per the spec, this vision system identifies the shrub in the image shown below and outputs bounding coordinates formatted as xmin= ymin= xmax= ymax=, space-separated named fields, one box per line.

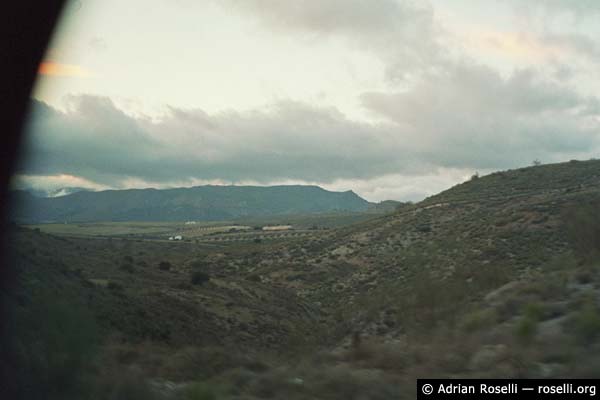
xmin=461 ymin=308 xmax=497 ymax=333
xmin=575 ymin=268 xmax=594 ymax=284
xmin=514 ymin=303 xmax=543 ymax=345
xmin=184 ymin=382 xmax=220 ymax=400
xmin=514 ymin=315 xmax=538 ymax=345
xmin=191 ymin=271 xmax=210 ymax=285
xmin=571 ymin=301 xmax=600 ymax=344
xmin=564 ymin=202 xmax=600 ymax=261
xmin=514 ymin=314 xmax=538 ymax=345
xmin=523 ymin=302 xmax=544 ymax=321
xmin=191 ymin=260 xmax=208 ymax=269
xmin=120 ymin=263 xmax=135 ymax=273
xmin=158 ymin=261 xmax=172 ymax=271
xmin=108 ymin=281 xmax=124 ymax=291
xmin=176 ymin=282 xmax=194 ymax=290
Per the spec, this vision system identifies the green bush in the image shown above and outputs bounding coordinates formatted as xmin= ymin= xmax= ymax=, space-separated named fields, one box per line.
xmin=513 ymin=302 xmax=544 ymax=345
xmin=184 ymin=382 xmax=220 ymax=400
xmin=572 ymin=302 xmax=600 ymax=344
xmin=108 ymin=281 xmax=124 ymax=292
xmin=461 ymin=308 xmax=497 ymax=333
xmin=246 ymin=273 xmax=261 ymax=282
xmin=564 ymin=203 xmax=600 ymax=261
xmin=120 ymin=263 xmax=135 ymax=273
xmin=158 ymin=261 xmax=172 ymax=271
xmin=514 ymin=315 xmax=538 ymax=345
xmin=191 ymin=271 xmax=210 ymax=285
xmin=575 ymin=268 xmax=594 ymax=284
xmin=191 ymin=260 xmax=208 ymax=269
xmin=523 ymin=302 xmax=544 ymax=321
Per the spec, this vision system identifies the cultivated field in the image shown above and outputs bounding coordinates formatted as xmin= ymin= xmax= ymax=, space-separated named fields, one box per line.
xmin=25 ymin=211 xmax=380 ymax=242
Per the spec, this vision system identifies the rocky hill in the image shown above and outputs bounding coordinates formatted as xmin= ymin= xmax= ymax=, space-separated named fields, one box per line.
xmin=221 ymin=159 xmax=600 ymax=381
xmin=248 ymin=160 xmax=600 ymax=304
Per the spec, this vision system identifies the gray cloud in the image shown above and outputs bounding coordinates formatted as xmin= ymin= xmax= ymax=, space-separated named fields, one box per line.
xmin=220 ymin=0 xmax=443 ymax=80
xmin=512 ymin=0 xmax=600 ymax=17
xmin=21 ymin=96 xmax=161 ymax=184
xmin=361 ymin=62 xmax=600 ymax=169
xmin=19 ymin=67 xmax=600 ymax=192
xmin=20 ymin=96 xmax=419 ymax=187
xmin=541 ymin=32 xmax=600 ymax=63
xmin=20 ymin=1 xmax=600 ymax=200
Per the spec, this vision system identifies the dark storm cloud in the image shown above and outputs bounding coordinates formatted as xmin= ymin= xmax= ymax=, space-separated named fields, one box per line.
xmin=21 ymin=96 xmax=161 ymax=184
xmin=19 ymin=96 xmax=421 ymax=187
xmin=20 ymin=1 xmax=600 ymax=190
xmin=20 ymin=70 xmax=600 ymax=189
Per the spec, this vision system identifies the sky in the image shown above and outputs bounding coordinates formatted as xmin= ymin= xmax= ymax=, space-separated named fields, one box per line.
xmin=14 ymin=0 xmax=600 ymax=201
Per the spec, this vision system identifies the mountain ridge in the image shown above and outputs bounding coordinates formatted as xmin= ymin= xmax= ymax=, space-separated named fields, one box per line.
xmin=9 ymin=184 xmax=377 ymax=223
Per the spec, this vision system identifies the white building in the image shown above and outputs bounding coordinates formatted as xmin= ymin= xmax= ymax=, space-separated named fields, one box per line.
xmin=262 ymin=225 xmax=293 ymax=231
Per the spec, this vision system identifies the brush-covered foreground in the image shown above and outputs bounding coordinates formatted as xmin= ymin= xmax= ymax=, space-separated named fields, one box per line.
xmin=4 ymin=159 xmax=600 ymax=399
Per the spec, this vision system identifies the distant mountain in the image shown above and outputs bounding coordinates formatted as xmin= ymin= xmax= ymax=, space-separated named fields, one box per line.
xmin=20 ymin=188 xmax=50 ymax=198
xmin=9 ymin=185 xmax=372 ymax=223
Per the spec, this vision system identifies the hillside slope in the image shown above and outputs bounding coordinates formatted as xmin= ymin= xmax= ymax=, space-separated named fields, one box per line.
xmin=6 ymin=159 xmax=600 ymax=399
xmin=233 ymin=159 xmax=600 ymax=378
xmin=5 ymin=226 xmax=320 ymax=351
xmin=249 ymin=161 xmax=600 ymax=305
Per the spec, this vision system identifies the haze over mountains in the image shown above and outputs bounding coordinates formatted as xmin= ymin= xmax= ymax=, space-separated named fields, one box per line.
xmin=22 ymin=186 xmax=91 ymax=198
xmin=9 ymin=185 xmax=389 ymax=223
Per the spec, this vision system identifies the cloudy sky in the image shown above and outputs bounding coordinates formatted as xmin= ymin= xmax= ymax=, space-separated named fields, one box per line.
xmin=15 ymin=0 xmax=600 ymax=201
